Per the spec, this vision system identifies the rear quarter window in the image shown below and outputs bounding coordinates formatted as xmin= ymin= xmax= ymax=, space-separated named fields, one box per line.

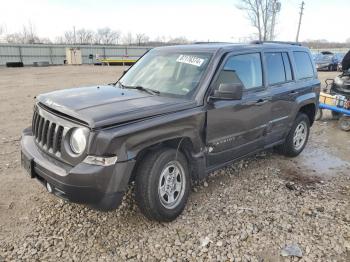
xmin=293 ymin=51 xmax=314 ymax=80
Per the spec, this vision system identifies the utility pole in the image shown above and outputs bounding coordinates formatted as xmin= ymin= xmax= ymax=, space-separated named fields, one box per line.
xmin=270 ymin=0 xmax=281 ymax=41
xmin=296 ymin=1 xmax=305 ymax=42
xmin=73 ymin=26 xmax=76 ymax=44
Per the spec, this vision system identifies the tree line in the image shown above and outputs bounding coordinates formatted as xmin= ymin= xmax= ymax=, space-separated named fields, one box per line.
xmin=0 ymin=23 xmax=191 ymax=46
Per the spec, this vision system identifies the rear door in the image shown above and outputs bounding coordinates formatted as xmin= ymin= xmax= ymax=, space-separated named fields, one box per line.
xmin=206 ymin=51 xmax=271 ymax=168
xmin=263 ymin=51 xmax=296 ymax=144
xmin=264 ymin=50 xmax=318 ymax=145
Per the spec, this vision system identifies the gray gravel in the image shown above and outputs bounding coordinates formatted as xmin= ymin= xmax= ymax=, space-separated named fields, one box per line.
xmin=1 ymin=68 xmax=349 ymax=261
xmin=1 ymin=153 xmax=350 ymax=261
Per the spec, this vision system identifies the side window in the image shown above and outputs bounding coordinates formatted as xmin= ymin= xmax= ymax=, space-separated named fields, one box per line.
xmin=265 ymin=52 xmax=285 ymax=85
xmin=213 ymin=53 xmax=263 ymax=90
xmin=265 ymin=52 xmax=294 ymax=85
xmin=293 ymin=51 xmax=314 ymax=80
xmin=282 ymin=53 xmax=293 ymax=81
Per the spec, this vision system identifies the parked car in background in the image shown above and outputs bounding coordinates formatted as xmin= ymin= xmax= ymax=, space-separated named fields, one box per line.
xmin=335 ymin=53 xmax=345 ymax=71
xmin=313 ymin=51 xmax=342 ymax=71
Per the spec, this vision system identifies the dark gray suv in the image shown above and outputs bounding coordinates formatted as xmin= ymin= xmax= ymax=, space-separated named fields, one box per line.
xmin=21 ymin=42 xmax=320 ymax=221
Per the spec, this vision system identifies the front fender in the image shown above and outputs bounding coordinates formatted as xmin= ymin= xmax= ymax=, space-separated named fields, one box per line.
xmin=89 ymin=108 xmax=206 ymax=162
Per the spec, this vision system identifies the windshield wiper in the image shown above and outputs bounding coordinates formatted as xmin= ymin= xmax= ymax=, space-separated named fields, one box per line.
xmin=118 ymin=82 xmax=160 ymax=95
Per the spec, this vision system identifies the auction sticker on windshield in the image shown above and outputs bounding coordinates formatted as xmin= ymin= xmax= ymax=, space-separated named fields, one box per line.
xmin=176 ymin=55 xmax=205 ymax=67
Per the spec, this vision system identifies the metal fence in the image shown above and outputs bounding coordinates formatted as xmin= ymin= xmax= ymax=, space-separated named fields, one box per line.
xmin=1 ymin=43 xmax=349 ymax=66
xmin=310 ymin=48 xmax=349 ymax=54
xmin=0 ymin=44 xmax=152 ymax=65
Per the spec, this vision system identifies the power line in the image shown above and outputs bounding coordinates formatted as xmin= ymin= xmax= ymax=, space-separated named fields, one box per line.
xmin=296 ymin=1 xmax=305 ymax=42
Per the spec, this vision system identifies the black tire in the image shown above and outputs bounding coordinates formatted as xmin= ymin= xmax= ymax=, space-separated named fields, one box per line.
xmin=276 ymin=113 xmax=310 ymax=157
xmin=339 ymin=116 xmax=350 ymax=131
xmin=135 ymin=148 xmax=190 ymax=222
xmin=6 ymin=62 xmax=24 ymax=67
xmin=331 ymin=111 xmax=342 ymax=120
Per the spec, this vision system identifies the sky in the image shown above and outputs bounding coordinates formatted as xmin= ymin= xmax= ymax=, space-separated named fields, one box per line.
xmin=0 ymin=0 xmax=349 ymax=42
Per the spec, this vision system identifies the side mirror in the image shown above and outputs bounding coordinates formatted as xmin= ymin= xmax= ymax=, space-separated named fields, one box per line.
xmin=212 ymin=83 xmax=243 ymax=100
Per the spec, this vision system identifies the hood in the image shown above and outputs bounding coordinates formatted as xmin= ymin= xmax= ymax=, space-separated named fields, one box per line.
xmin=36 ymin=85 xmax=197 ymax=128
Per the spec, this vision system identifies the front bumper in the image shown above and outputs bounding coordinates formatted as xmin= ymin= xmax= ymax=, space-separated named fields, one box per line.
xmin=20 ymin=128 xmax=135 ymax=210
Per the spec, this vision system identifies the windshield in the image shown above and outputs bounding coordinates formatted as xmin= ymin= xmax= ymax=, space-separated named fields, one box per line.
xmin=119 ymin=50 xmax=212 ymax=98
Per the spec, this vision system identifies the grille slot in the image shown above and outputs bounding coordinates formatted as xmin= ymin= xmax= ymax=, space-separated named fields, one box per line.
xmin=37 ymin=117 xmax=44 ymax=142
xmin=47 ymin=123 xmax=56 ymax=149
xmin=42 ymin=120 xmax=49 ymax=146
xmin=56 ymin=126 xmax=64 ymax=153
xmin=32 ymin=112 xmax=65 ymax=153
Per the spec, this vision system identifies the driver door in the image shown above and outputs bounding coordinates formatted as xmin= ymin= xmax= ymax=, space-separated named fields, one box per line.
xmin=206 ymin=52 xmax=271 ymax=168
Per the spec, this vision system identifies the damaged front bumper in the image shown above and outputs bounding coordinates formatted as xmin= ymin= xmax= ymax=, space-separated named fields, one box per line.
xmin=20 ymin=127 xmax=135 ymax=210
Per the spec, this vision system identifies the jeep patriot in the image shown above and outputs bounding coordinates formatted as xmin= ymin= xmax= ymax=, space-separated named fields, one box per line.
xmin=21 ymin=42 xmax=320 ymax=221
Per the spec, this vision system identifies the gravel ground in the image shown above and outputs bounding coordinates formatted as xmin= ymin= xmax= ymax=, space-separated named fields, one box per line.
xmin=0 ymin=66 xmax=349 ymax=261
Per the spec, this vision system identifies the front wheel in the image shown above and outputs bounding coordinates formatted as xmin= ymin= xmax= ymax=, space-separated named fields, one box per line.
xmin=276 ymin=113 xmax=310 ymax=157
xmin=135 ymin=148 xmax=190 ymax=222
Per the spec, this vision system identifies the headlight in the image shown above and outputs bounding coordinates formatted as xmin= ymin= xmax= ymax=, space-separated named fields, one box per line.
xmin=70 ymin=128 xmax=87 ymax=154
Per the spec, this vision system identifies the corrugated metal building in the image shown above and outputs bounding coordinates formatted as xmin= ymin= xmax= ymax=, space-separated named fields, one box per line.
xmin=0 ymin=44 xmax=152 ymax=65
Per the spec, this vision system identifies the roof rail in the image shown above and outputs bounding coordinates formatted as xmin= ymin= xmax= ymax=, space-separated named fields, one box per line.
xmin=193 ymin=41 xmax=232 ymax=45
xmin=250 ymin=40 xmax=302 ymax=46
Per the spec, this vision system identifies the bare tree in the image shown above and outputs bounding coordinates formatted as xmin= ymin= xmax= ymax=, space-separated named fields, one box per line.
xmin=168 ymin=36 xmax=189 ymax=44
xmin=154 ymin=35 xmax=167 ymax=43
xmin=62 ymin=28 xmax=93 ymax=44
xmin=39 ymin=38 xmax=52 ymax=44
xmin=95 ymin=27 xmax=121 ymax=45
xmin=5 ymin=33 xmax=22 ymax=43
xmin=22 ymin=22 xmax=39 ymax=44
xmin=54 ymin=36 xmax=65 ymax=44
xmin=135 ymin=33 xmax=150 ymax=46
xmin=122 ymin=32 xmax=134 ymax=45
xmin=237 ymin=0 xmax=275 ymax=41
xmin=76 ymin=29 xmax=94 ymax=44
xmin=5 ymin=22 xmax=41 ymax=44
xmin=0 ymin=24 xmax=4 ymax=35
xmin=63 ymin=30 xmax=75 ymax=44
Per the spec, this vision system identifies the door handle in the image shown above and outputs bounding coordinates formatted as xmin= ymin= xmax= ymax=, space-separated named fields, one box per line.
xmin=289 ymin=90 xmax=299 ymax=95
xmin=243 ymin=99 xmax=269 ymax=106
xmin=255 ymin=99 xmax=268 ymax=106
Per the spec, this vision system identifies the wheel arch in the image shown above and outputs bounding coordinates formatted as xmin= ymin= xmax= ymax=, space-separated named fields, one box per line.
xmin=298 ymin=103 xmax=316 ymax=126
xmin=129 ymin=136 xmax=206 ymax=184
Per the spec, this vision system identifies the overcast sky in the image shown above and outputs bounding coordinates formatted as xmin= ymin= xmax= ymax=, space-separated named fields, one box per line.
xmin=0 ymin=0 xmax=349 ymax=42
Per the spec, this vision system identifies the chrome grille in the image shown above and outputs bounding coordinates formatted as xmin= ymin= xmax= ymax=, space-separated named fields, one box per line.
xmin=32 ymin=111 xmax=64 ymax=153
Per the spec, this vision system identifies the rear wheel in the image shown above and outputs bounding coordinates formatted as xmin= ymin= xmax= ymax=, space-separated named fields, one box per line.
xmin=135 ymin=148 xmax=190 ymax=222
xmin=276 ymin=113 xmax=310 ymax=157
xmin=339 ymin=116 xmax=350 ymax=131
